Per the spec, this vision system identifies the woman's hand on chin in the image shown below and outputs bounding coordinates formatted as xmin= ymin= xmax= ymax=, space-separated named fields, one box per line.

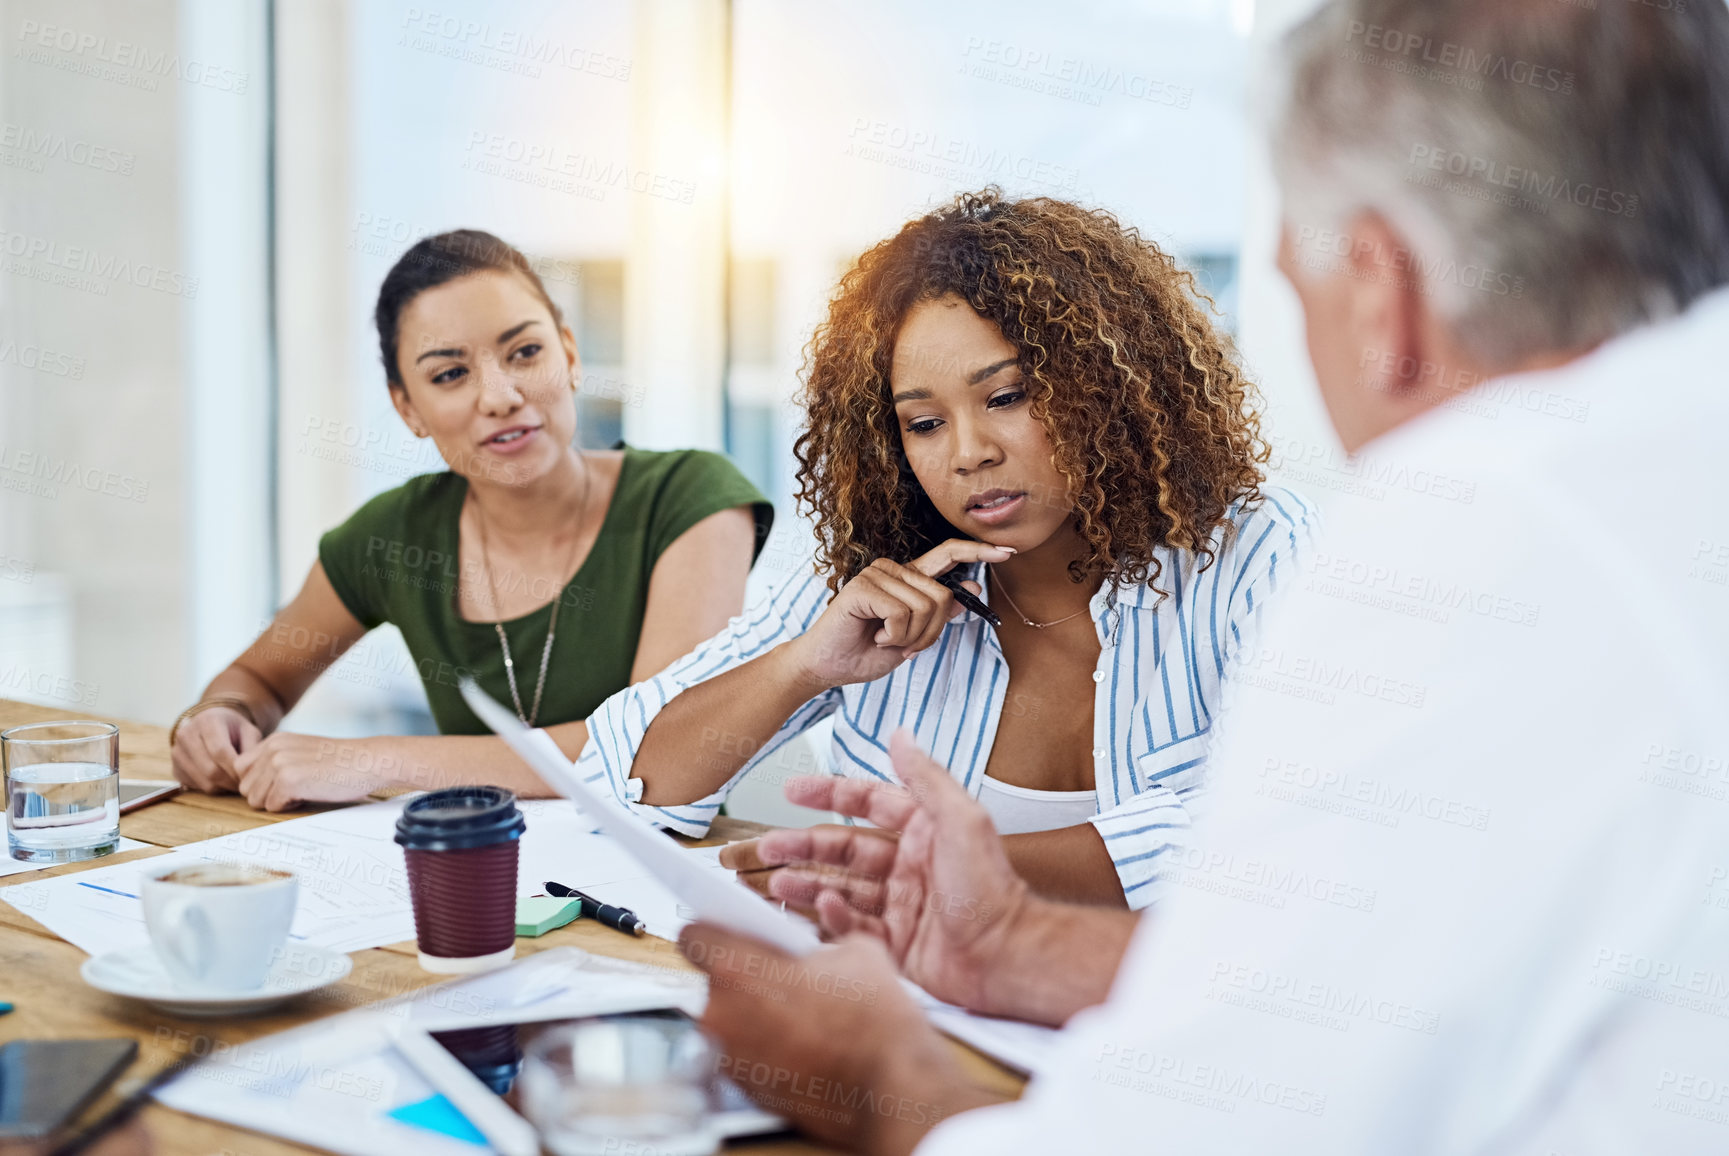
xmin=233 ymin=733 xmax=393 ymax=812
xmin=784 ymin=538 xmax=1013 ymax=689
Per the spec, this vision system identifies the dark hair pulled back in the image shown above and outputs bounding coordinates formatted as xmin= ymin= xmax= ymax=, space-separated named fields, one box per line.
xmin=374 ymin=229 xmax=565 ymax=386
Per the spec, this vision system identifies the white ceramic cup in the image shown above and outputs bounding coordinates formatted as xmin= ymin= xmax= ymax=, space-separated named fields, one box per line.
xmin=141 ymin=862 xmax=298 ymax=992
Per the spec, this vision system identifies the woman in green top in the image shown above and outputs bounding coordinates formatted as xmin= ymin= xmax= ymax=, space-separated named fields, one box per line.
xmin=169 ymin=229 xmax=772 ymax=811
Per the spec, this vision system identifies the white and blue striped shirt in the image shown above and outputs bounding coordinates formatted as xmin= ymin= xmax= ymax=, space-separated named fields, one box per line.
xmin=578 ymin=485 xmax=1318 ymax=906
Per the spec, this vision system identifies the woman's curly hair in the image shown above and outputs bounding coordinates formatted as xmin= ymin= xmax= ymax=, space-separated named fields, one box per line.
xmin=793 ymin=188 xmax=1269 ymax=594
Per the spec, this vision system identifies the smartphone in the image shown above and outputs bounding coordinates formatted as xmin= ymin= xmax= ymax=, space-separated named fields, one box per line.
xmin=118 ymin=778 xmax=182 ymax=814
xmin=0 ymin=1038 xmax=138 ymax=1139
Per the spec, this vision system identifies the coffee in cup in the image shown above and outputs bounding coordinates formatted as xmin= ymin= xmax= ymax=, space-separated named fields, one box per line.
xmin=155 ymin=864 xmax=292 ymax=887
xmin=141 ymin=862 xmax=298 ymax=992
xmin=394 ymin=786 xmax=525 ymax=973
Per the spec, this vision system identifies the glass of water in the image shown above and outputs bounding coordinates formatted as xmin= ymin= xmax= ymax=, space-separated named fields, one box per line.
xmin=520 ymin=1016 xmax=720 ymax=1156
xmin=3 ymin=720 xmax=121 ymax=864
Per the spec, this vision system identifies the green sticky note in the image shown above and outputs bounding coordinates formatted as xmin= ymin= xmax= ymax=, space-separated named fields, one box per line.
xmin=515 ymin=896 xmax=582 ymax=937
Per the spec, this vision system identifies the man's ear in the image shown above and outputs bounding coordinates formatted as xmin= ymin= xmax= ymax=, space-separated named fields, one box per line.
xmin=1341 ymin=209 xmax=1426 ymax=406
xmin=388 ymin=382 xmax=426 ymax=437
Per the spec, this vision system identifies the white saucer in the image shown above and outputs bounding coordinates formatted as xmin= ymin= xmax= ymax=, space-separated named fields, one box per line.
xmin=81 ymin=944 xmax=354 ymax=1017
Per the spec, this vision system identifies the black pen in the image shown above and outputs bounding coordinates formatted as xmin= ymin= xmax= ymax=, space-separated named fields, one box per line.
xmin=936 ymin=566 xmax=1003 ymax=628
xmin=544 ymin=881 xmax=646 ymax=936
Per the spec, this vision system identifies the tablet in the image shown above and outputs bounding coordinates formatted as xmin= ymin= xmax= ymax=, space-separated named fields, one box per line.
xmin=118 ymin=778 xmax=182 ymax=813
xmin=428 ymin=1009 xmax=786 ymax=1142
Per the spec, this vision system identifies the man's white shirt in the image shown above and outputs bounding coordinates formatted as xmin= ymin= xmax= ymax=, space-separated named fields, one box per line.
xmin=921 ymin=289 xmax=1729 ymax=1154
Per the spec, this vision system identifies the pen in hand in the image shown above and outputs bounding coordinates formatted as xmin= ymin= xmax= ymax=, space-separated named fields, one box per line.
xmin=544 ymin=881 xmax=646 ymax=937
xmin=936 ymin=566 xmax=1003 ymax=628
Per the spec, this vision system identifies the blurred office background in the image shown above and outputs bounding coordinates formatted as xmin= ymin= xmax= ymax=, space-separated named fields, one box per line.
xmin=0 ymin=0 xmax=1331 ymax=821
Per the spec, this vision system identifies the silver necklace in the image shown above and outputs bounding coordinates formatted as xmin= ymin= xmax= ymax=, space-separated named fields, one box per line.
xmin=988 ymin=566 xmax=1092 ymax=630
xmin=471 ymin=459 xmax=592 ymax=726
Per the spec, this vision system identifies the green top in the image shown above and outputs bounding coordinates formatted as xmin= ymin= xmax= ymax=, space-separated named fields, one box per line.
xmin=318 ymin=447 xmax=772 ymax=734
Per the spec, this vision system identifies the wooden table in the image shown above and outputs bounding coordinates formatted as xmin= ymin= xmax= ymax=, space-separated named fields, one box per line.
xmin=0 ymin=700 xmax=1023 ymax=1154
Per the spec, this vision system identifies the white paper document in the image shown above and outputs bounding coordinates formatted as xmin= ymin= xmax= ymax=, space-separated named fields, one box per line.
xmin=461 ymin=679 xmax=821 ymax=956
xmin=514 ymin=798 xmax=737 ymax=941
xmin=0 ymin=835 xmax=148 ymax=878
xmin=3 ymin=796 xmax=735 ymax=955
xmin=2 ymin=802 xmax=419 ymax=954
xmin=916 ymin=991 xmax=1059 ymax=1076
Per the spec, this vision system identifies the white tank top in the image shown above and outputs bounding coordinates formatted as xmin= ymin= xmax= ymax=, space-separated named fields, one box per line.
xmin=976 ymin=774 xmax=1100 ymax=836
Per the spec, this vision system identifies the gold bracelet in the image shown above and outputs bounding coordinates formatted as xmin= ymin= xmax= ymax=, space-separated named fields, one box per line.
xmin=169 ymin=696 xmax=259 ymax=747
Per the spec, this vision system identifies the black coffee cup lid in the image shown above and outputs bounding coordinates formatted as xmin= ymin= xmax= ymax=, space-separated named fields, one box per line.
xmin=395 ymin=786 xmax=526 ymax=852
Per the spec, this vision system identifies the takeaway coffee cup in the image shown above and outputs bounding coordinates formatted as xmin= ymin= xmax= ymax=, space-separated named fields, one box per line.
xmin=141 ymin=863 xmax=298 ymax=992
xmin=395 ymin=786 xmax=526 ymax=973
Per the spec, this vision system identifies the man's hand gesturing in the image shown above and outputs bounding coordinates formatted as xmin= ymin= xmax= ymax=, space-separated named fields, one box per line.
xmin=756 ymin=728 xmax=1036 ymax=1019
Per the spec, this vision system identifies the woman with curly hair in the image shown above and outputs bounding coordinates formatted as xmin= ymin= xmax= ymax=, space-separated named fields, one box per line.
xmin=577 ymin=190 xmax=1316 ymax=906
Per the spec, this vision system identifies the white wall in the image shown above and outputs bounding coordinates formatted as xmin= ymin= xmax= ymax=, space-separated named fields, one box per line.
xmin=623 ymin=0 xmax=729 ymax=452
xmin=1236 ymin=0 xmax=1337 ymax=476
xmin=181 ymin=0 xmax=275 ymax=691
xmin=0 ymin=0 xmax=193 ymax=722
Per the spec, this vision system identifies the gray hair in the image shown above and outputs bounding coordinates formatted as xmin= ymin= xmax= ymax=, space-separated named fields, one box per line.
xmin=1271 ymin=0 xmax=1729 ymax=365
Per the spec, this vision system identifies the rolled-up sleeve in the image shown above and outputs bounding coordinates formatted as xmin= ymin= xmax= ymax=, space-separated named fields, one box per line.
xmin=1090 ymin=780 xmax=1198 ymax=909
xmin=576 ymin=568 xmax=841 ymax=835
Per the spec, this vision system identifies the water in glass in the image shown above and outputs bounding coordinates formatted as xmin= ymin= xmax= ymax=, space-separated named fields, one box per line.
xmin=4 ymin=721 xmax=121 ymax=864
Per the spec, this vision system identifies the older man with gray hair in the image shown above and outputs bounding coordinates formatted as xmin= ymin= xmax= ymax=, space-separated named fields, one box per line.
xmin=677 ymin=1 xmax=1729 ymax=1153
